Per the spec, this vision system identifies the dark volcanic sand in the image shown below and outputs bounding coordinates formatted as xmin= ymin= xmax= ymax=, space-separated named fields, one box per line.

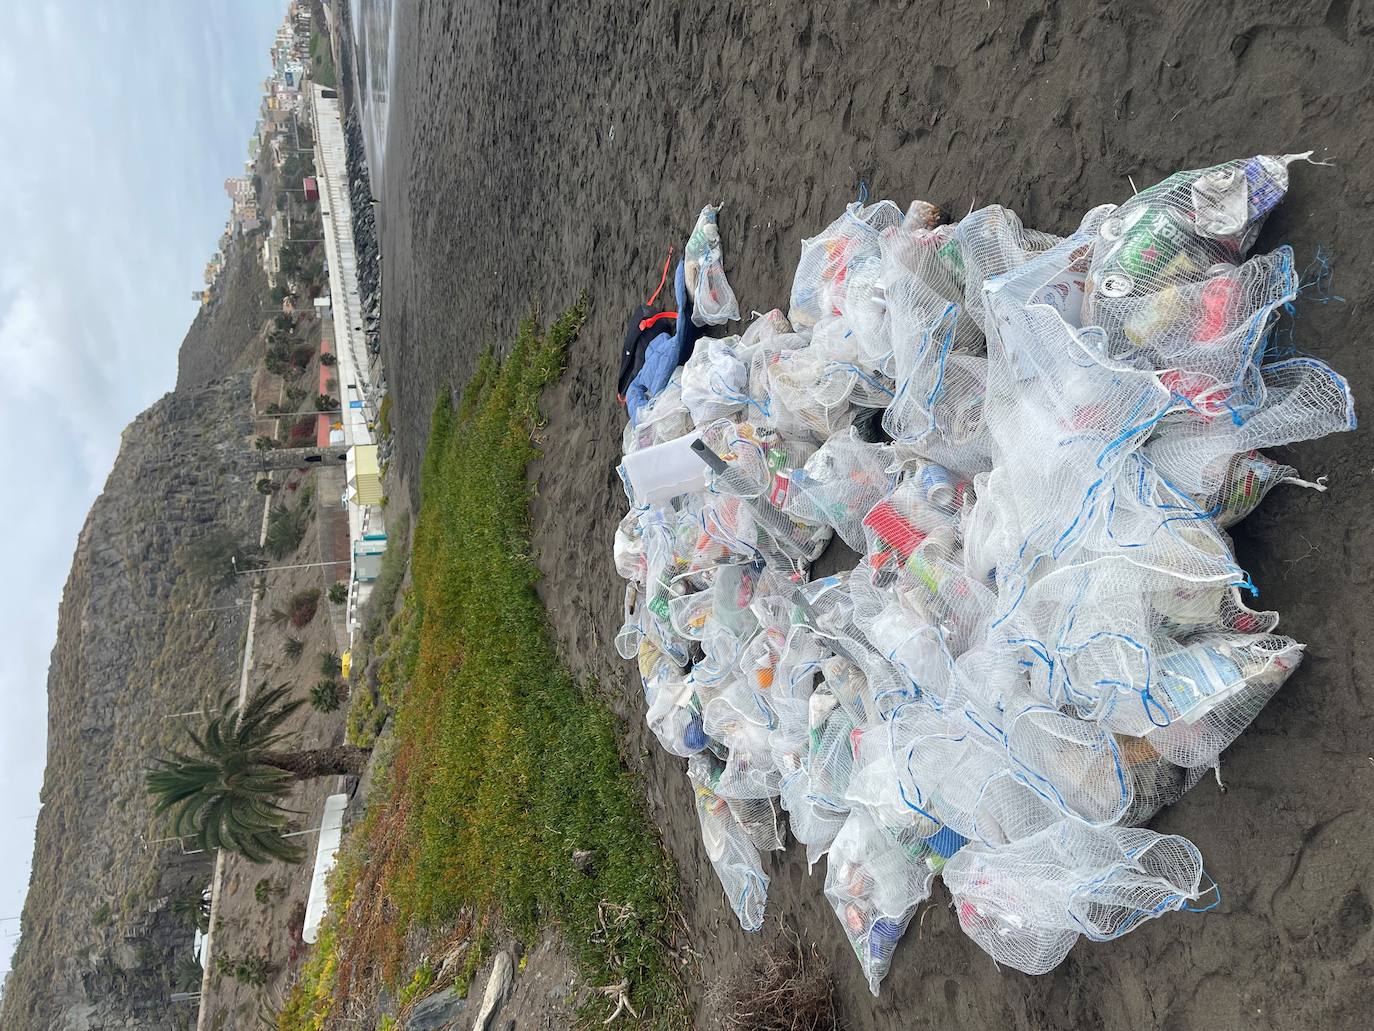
xmin=367 ymin=2 xmax=1374 ymax=1027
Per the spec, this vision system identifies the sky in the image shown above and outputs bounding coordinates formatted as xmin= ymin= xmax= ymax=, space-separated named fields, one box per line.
xmin=0 ymin=0 xmax=287 ymax=977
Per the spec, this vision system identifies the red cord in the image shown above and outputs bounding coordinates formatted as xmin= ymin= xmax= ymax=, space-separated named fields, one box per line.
xmin=638 ymin=310 xmax=677 ymax=332
xmin=645 ymin=246 xmax=674 ymax=307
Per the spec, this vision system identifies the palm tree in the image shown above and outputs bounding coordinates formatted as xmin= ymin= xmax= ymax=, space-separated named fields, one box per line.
xmin=146 ymin=685 xmax=368 ymax=863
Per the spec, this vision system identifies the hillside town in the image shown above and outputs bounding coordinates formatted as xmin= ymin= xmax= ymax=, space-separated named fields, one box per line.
xmin=193 ymin=2 xmax=317 ymax=305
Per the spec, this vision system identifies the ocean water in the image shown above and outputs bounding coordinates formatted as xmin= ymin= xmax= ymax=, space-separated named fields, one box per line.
xmin=349 ymin=0 xmax=396 ymax=188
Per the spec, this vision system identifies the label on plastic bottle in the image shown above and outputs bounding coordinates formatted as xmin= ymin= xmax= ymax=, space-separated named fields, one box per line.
xmin=1154 ymin=644 xmax=1246 ymax=723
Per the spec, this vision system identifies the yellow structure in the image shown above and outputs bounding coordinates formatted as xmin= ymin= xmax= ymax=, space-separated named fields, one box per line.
xmin=346 ymin=444 xmax=383 ymax=505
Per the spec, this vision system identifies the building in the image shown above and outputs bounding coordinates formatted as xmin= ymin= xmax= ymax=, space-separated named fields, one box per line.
xmin=225 ymin=176 xmax=261 ymax=235
xmin=261 ymin=212 xmax=285 ymax=287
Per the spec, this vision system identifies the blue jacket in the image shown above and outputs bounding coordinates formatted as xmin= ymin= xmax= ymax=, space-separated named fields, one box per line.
xmin=625 ymin=331 xmax=678 ymax=424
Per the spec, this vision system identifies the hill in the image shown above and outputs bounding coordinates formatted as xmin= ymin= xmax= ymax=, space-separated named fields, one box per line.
xmin=0 ymin=374 xmax=260 ymax=1030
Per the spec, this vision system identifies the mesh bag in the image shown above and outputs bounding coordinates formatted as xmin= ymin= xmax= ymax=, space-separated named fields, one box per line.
xmin=765 ymin=347 xmax=862 ymax=439
xmin=776 ymin=690 xmax=855 ymax=868
xmin=689 ymin=756 xmax=770 ymax=932
xmin=1083 ymin=155 xmax=1304 ymax=352
xmin=945 ymin=821 xmax=1207 ymax=974
xmin=681 ymin=336 xmax=750 ymax=424
xmin=790 ymin=200 xmax=906 ymax=333
xmin=783 ymin=428 xmax=898 ymax=549
xmin=1145 ymin=358 xmax=1354 ymax=523
xmin=685 ymin=203 xmax=741 ymax=326
xmin=823 ymin=808 xmax=939 ymax=994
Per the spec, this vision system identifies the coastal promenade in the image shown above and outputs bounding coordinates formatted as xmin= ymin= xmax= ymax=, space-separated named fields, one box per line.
xmin=310 ymin=82 xmax=385 ymax=640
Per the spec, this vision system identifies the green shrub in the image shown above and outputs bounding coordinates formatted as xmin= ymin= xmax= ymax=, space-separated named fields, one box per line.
xmin=265 ymin=499 xmax=311 ymax=558
xmin=319 ymin=652 xmax=342 ymax=678
xmin=310 ymin=679 xmax=343 ymax=713
xmin=397 ymin=959 xmax=435 ymax=1006
xmin=284 ymin=637 xmax=305 ymax=660
xmin=327 ymin=582 xmax=348 ymax=605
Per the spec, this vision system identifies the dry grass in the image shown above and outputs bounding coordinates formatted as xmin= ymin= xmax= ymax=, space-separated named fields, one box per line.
xmin=720 ymin=927 xmax=839 ymax=1031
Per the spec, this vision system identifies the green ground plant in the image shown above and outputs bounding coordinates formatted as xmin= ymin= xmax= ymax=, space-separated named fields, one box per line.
xmin=278 ymin=301 xmax=685 ymax=1029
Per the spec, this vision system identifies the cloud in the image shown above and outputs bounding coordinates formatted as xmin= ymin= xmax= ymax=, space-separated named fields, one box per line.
xmin=0 ymin=0 xmax=289 ymax=979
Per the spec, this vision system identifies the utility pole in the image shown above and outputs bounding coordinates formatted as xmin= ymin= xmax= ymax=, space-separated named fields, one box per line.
xmin=234 ymin=558 xmax=350 ymax=576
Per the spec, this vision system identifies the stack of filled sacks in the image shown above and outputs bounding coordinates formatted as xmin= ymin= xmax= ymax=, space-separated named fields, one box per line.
xmin=612 ymin=156 xmax=1354 ymax=990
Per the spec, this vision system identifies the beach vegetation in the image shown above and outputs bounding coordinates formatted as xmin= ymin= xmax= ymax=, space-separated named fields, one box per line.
xmin=310 ymin=679 xmax=344 ymax=713
xmin=277 ymin=301 xmax=686 ymax=1029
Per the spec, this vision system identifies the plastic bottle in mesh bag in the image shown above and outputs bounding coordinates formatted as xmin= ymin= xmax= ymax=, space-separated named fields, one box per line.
xmin=639 ymin=639 xmax=710 ymax=756
xmin=783 ymin=428 xmax=898 ymax=551
xmin=1144 ymin=357 xmax=1354 ymax=524
xmin=790 ymin=200 xmax=905 ymax=333
xmin=1145 ymin=634 xmax=1303 ymax=771
xmin=685 ymin=203 xmax=740 ymax=326
xmin=680 ymin=336 xmax=749 ymax=424
xmin=773 ymin=684 xmax=854 ymax=869
xmin=765 ymin=347 xmax=862 ymax=440
xmin=944 ymin=821 xmax=1207 ymax=974
xmin=823 ymin=807 xmax=941 ymax=994
xmin=695 ymin=420 xmax=832 ymax=566
xmin=689 ymin=755 xmax=770 ymax=932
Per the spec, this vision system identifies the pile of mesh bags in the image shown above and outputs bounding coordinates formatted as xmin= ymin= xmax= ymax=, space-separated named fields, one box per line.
xmin=612 ymin=155 xmax=1354 ymax=988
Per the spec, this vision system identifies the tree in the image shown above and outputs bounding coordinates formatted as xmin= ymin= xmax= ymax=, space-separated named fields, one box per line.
xmin=145 ymin=685 xmax=369 ymax=864
xmin=172 ymin=956 xmax=205 ymax=994
xmin=170 ymin=887 xmax=211 ymax=933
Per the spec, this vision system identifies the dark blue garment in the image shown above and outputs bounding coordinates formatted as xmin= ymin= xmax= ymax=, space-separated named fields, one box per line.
xmin=625 ymin=330 xmax=678 ymax=424
xmin=671 ymin=258 xmax=701 ymax=366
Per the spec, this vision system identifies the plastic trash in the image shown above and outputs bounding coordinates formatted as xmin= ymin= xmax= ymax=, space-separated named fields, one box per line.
xmin=618 ymin=430 xmax=709 ymax=509
xmin=609 ymin=167 xmax=1353 ymax=988
xmin=685 ymin=204 xmax=741 ymax=326
xmin=689 ymin=755 xmax=771 ymax=932
xmin=944 ymin=822 xmax=1207 ymax=974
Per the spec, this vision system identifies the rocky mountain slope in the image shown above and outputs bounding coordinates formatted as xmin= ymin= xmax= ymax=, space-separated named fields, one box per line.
xmin=1 ymin=355 xmax=263 ymax=1028
xmin=177 ymin=235 xmax=270 ymax=392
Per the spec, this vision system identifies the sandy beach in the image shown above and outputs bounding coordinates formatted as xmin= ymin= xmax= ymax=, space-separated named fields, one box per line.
xmin=364 ymin=2 xmax=1374 ymax=1026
